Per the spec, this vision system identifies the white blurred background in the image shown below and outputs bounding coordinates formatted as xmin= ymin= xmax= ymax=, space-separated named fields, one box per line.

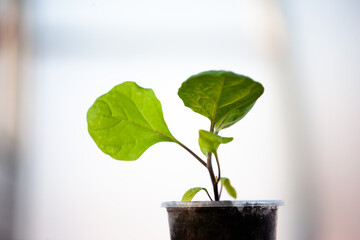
xmin=1 ymin=0 xmax=359 ymax=239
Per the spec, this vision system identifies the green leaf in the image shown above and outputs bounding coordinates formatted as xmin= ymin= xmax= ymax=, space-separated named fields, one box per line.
xmin=182 ymin=187 xmax=211 ymax=201
xmin=215 ymin=103 xmax=255 ymax=132
xmin=220 ymin=177 xmax=237 ymax=199
xmin=87 ymin=81 xmax=176 ymax=160
xmin=178 ymin=70 xmax=264 ymax=130
xmin=198 ymin=130 xmax=233 ymax=156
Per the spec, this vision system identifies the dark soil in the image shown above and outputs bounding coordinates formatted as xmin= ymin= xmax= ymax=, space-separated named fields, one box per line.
xmin=166 ymin=206 xmax=278 ymax=240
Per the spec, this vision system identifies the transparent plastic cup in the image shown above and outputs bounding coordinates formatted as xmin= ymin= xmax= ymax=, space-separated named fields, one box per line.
xmin=162 ymin=200 xmax=284 ymax=240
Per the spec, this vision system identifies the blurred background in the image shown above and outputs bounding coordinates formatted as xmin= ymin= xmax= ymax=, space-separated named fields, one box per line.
xmin=1 ymin=0 xmax=359 ymax=239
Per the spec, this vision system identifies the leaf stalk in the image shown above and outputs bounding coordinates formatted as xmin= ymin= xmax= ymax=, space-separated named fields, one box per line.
xmin=214 ymin=152 xmax=221 ymax=184
xmin=175 ymin=140 xmax=207 ymax=168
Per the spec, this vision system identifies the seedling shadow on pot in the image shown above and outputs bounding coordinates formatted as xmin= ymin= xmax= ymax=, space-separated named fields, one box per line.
xmin=87 ymin=70 xmax=283 ymax=240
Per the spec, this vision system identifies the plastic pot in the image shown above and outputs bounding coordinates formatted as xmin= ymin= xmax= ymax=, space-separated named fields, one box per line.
xmin=162 ymin=200 xmax=283 ymax=240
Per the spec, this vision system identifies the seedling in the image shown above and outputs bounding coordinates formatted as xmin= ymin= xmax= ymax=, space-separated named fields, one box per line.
xmin=87 ymin=70 xmax=264 ymax=201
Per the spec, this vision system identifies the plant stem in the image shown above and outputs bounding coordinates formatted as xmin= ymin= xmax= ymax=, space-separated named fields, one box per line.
xmin=208 ymin=122 xmax=220 ymax=201
xmin=207 ymin=153 xmax=219 ymax=201
xmin=210 ymin=122 xmax=215 ymax=133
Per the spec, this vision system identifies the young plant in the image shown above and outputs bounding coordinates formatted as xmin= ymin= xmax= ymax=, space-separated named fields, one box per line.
xmin=87 ymin=70 xmax=264 ymax=201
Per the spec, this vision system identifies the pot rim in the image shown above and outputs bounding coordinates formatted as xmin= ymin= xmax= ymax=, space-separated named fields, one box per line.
xmin=161 ymin=200 xmax=284 ymax=208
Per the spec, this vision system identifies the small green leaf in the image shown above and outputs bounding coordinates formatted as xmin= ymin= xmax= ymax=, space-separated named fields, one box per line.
xmin=178 ymin=70 xmax=264 ymax=130
xmin=198 ymin=130 xmax=233 ymax=156
xmin=221 ymin=177 xmax=237 ymax=199
xmin=182 ymin=187 xmax=210 ymax=201
xmin=87 ymin=81 xmax=176 ymax=160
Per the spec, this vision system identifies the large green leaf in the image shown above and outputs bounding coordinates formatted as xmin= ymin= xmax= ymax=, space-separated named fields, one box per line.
xmin=178 ymin=70 xmax=264 ymax=130
xmin=87 ymin=81 xmax=176 ymax=160
xmin=198 ymin=130 xmax=233 ymax=156
xmin=220 ymin=177 xmax=237 ymax=199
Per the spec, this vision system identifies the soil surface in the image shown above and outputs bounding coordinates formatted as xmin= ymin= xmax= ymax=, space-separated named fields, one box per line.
xmin=166 ymin=206 xmax=278 ymax=240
